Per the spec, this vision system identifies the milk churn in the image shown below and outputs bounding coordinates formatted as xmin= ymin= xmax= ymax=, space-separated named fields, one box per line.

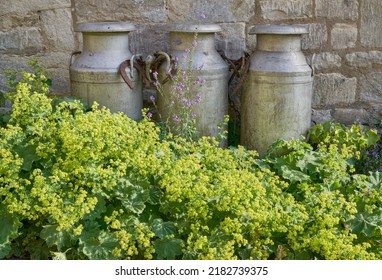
xmin=70 ymin=22 xmax=142 ymax=120
xmin=156 ymin=23 xmax=228 ymax=141
xmin=241 ymin=24 xmax=312 ymax=155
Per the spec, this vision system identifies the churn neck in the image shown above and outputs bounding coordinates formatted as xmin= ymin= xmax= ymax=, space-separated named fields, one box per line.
xmin=250 ymin=24 xmax=308 ymax=52
xmin=76 ymin=22 xmax=135 ymax=53
xmin=167 ymin=23 xmax=221 ymax=52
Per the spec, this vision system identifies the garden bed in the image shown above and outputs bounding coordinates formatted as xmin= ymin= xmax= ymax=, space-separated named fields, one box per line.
xmin=1 ymin=63 xmax=382 ymax=260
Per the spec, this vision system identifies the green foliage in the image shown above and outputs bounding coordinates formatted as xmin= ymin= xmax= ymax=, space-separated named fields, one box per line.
xmin=263 ymin=123 xmax=381 ymax=259
xmin=308 ymin=121 xmax=378 ymax=161
xmin=1 ymin=63 xmax=382 ymax=260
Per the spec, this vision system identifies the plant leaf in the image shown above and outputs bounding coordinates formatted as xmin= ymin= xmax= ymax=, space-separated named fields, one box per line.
xmin=0 ymin=205 xmax=22 ymax=258
xmin=280 ymin=165 xmax=310 ymax=183
xmin=14 ymin=143 xmax=40 ymax=171
xmin=151 ymin=219 xmax=177 ymax=239
xmin=347 ymin=212 xmax=382 ymax=237
xmin=79 ymin=229 xmax=118 ymax=260
xmin=26 ymin=239 xmax=51 ymax=260
xmin=51 ymin=251 xmax=68 ymax=260
xmin=147 ymin=185 xmax=163 ymax=205
xmin=40 ymin=225 xmax=73 ymax=251
xmin=117 ymin=184 xmax=149 ymax=214
xmin=154 ymin=238 xmax=183 ymax=260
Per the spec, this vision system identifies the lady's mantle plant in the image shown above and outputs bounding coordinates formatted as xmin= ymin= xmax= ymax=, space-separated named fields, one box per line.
xmin=1 ymin=63 xmax=382 ymax=260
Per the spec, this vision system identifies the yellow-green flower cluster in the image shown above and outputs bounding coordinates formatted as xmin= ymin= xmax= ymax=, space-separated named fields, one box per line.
xmin=1 ymin=63 xmax=382 ymax=260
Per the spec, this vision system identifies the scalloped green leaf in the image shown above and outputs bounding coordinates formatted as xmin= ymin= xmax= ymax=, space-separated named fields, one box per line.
xmin=151 ymin=219 xmax=177 ymax=239
xmin=79 ymin=229 xmax=118 ymax=260
xmin=40 ymin=225 xmax=73 ymax=251
xmin=154 ymin=238 xmax=182 ymax=260
xmin=0 ymin=206 xmax=22 ymax=258
xmin=14 ymin=143 xmax=40 ymax=171
xmin=148 ymin=185 xmax=163 ymax=205
xmin=348 ymin=212 xmax=382 ymax=237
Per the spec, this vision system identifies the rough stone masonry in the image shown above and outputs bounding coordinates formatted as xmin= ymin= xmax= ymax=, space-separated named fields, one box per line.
xmin=1 ymin=0 xmax=382 ymax=125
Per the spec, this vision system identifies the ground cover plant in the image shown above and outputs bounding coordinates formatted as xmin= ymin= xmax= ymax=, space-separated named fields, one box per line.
xmin=1 ymin=62 xmax=382 ymax=260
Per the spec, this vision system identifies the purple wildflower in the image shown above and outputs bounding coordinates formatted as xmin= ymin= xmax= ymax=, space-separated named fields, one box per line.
xmin=194 ymin=76 xmax=206 ymax=85
xmin=174 ymin=56 xmax=179 ymax=65
xmin=146 ymin=112 xmax=153 ymax=119
xmin=192 ymin=41 xmax=198 ymax=48
xmin=149 ymin=95 xmax=156 ymax=102
xmin=182 ymin=98 xmax=192 ymax=108
xmin=177 ymin=82 xmax=185 ymax=92
xmin=172 ymin=114 xmax=181 ymax=123
xmin=192 ymin=94 xmax=202 ymax=105
xmin=152 ymin=71 xmax=158 ymax=80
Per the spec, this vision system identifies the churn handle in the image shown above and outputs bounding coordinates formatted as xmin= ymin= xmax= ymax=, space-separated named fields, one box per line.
xmin=119 ymin=54 xmax=142 ymax=89
xmin=156 ymin=52 xmax=172 ymax=74
xmin=307 ymin=53 xmax=316 ymax=77
xmin=70 ymin=51 xmax=82 ymax=66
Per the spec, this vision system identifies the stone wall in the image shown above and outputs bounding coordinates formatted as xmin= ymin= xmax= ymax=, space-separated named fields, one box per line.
xmin=1 ymin=0 xmax=382 ymax=124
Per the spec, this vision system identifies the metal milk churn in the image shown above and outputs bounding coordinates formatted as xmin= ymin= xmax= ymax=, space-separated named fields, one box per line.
xmin=157 ymin=23 xmax=228 ymax=141
xmin=70 ymin=22 xmax=142 ymax=120
xmin=241 ymin=24 xmax=312 ymax=155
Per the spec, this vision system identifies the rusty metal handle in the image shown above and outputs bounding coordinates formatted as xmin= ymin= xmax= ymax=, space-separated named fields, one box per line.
xmin=70 ymin=51 xmax=82 ymax=66
xmin=219 ymin=51 xmax=250 ymax=98
xmin=119 ymin=54 xmax=143 ymax=89
xmin=307 ymin=53 xmax=316 ymax=77
xmin=157 ymin=52 xmax=171 ymax=74
xmin=145 ymin=55 xmax=155 ymax=83
xmin=119 ymin=60 xmax=135 ymax=89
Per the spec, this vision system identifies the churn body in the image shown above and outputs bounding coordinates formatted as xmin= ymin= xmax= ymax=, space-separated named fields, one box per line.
xmin=70 ymin=22 xmax=142 ymax=120
xmin=157 ymin=24 xmax=229 ymax=140
xmin=241 ymin=25 xmax=312 ymax=155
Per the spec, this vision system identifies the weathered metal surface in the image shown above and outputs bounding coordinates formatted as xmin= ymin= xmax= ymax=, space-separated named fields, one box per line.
xmin=70 ymin=22 xmax=142 ymax=120
xmin=157 ymin=23 xmax=229 ymax=141
xmin=241 ymin=24 xmax=313 ymax=155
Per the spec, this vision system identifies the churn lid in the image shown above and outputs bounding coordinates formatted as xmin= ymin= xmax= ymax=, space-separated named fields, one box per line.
xmin=75 ymin=22 xmax=136 ymax=33
xmin=249 ymin=24 xmax=308 ymax=35
xmin=166 ymin=23 xmax=222 ymax=33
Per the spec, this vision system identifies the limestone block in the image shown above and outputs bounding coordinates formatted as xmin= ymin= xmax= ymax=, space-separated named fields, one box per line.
xmin=346 ymin=51 xmax=382 ymax=67
xmin=346 ymin=52 xmax=372 ymax=68
xmin=313 ymin=73 xmax=357 ymax=106
xmin=129 ymin=24 xmax=169 ymax=56
xmin=0 ymin=14 xmax=40 ymax=31
xmin=0 ymin=52 xmax=72 ymax=94
xmin=0 ymin=27 xmax=42 ymax=55
xmin=40 ymin=8 xmax=75 ymax=52
xmin=368 ymin=105 xmax=382 ymax=123
xmin=75 ymin=0 xmax=167 ymax=23
xmin=361 ymin=72 xmax=382 ymax=103
xmin=361 ymin=0 xmax=382 ymax=47
xmin=0 ymin=0 xmax=71 ymax=16
xmin=215 ymin=23 xmax=247 ymax=60
xmin=311 ymin=52 xmax=342 ymax=71
xmin=369 ymin=51 xmax=382 ymax=65
xmin=333 ymin=108 xmax=368 ymax=125
xmin=302 ymin=23 xmax=328 ymax=50
xmin=316 ymin=0 xmax=358 ymax=20
xmin=168 ymin=0 xmax=255 ymax=22
xmin=331 ymin=23 xmax=357 ymax=50
xmin=311 ymin=109 xmax=332 ymax=124
xmin=259 ymin=0 xmax=313 ymax=20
